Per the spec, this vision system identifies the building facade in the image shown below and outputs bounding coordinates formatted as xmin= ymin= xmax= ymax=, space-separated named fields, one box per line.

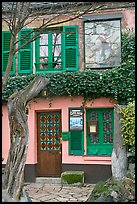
xmin=2 ymin=2 xmax=135 ymax=183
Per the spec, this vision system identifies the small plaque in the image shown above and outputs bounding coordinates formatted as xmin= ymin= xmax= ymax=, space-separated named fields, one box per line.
xmin=90 ymin=125 xmax=96 ymax=133
xmin=88 ymin=120 xmax=98 ymax=134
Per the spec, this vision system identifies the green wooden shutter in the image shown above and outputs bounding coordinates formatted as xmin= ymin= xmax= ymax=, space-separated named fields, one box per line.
xmin=2 ymin=31 xmax=16 ymax=75
xmin=18 ymin=29 xmax=33 ymax=74
xmin=63 ymin=26 xmax=78 ymax=71
xmin=69 ymin=131 xmax=84 ymax=155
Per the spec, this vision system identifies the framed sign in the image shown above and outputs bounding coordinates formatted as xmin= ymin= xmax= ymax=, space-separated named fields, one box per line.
xmin=88 ymin=120 xmax=98 ymax=134
xmin=69 ymin=108 xmax=83 ymax=130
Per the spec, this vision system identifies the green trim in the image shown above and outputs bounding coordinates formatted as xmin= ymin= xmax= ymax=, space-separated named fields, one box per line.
xmin=18 ymin=29 xmax=33 ymax=74
xmin=62 ymin=132 xmax=70 ymax=140
xmin=87 ymin=144 xmax=113 ymax=155
xmin=63 ymin=25 xmax=79 ymax=71
xmin=35 ymin=36 xmax=40 ymax=72
xmin=48 ymin=33 xmax=52 ymax=69
xmin=2 ymin=31 xmax=16 ymax=76
xmin=86 ymin=108 xmax=114 ymax=156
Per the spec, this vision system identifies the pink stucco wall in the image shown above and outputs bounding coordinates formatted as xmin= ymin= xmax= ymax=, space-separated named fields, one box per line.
xmin=2 ymin=96 xmax=117 ymax=165
xmin=2 ymin=105 xmax=10 ymax=162
xmin=122 ymin=10 xmax=135 ymax=30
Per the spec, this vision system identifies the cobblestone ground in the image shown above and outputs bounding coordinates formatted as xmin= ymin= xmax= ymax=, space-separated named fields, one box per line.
xmin=24 ymin=183 xmax=95 ymax=202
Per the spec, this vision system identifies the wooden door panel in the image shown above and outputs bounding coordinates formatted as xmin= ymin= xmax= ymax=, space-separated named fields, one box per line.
xmin=37 ymin=111 xmax=62 ymax=177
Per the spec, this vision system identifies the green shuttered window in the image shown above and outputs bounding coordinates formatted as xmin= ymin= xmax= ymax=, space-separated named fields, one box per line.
xmin=2 ymin=31 xmax=16 ymax=75
xmin=18 ymin=29 xmax=33 ymax=74
xmin=2 ymin=25 xmax=78 ymax=75
xmin=69 ymin=131 xmax=84 ymax=155
xmin=35 ymin=25 xmax=78 ymax=73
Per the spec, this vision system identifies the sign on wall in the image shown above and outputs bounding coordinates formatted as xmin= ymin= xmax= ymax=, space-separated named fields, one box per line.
xmin=69 ymin=108 xmax=83 ymax=130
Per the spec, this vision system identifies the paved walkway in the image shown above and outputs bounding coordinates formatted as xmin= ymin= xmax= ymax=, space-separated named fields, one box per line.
xmin=24 ymin=183 xmax=95 ymax=202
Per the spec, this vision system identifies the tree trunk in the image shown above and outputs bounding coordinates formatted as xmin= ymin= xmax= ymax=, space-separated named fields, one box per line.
xmin=2 ymin=76 xmax=49 ymax=202
xmin=111 ymin=104 xmax=127 ymax=181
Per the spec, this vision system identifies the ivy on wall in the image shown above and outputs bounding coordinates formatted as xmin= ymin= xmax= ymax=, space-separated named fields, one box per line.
xmin=2 ymin=31 xmax=135 ymax=105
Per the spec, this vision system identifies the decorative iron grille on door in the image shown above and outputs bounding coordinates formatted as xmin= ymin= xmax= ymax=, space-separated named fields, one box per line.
xmin=39 ymin=112 xmax=61 ymax=151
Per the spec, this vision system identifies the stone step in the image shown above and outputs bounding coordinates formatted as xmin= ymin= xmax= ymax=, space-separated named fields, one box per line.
xmin=36 ymin=177 xmax=61 ymax=184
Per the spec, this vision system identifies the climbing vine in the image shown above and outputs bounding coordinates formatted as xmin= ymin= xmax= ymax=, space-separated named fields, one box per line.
xmin=2 ymin=31 xmax=135 ymax=105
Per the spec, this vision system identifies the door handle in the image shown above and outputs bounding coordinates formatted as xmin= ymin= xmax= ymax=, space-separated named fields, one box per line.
xmin=60 ymin=138 xmax=62 ymax=144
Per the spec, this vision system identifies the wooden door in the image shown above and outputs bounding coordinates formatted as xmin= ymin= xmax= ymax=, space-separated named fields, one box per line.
xmin=37 ymin=111 xmax=62 ymax=177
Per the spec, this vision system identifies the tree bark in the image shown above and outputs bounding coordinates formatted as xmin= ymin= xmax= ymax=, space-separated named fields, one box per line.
xmin=111 ymin=104 xmax=128 ymax=181
xmin=2 ymin=76 xmax=49 ymax=202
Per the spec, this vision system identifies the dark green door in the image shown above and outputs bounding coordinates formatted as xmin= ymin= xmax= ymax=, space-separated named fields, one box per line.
xmin=86 ymin=108 xmax=114 ymax=155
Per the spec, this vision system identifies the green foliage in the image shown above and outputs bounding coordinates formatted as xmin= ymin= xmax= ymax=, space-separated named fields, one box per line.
xmin=91 ymin=180 xmax=110 ymax=199
xmin=61 ymin=172 xmax=84 ymax=184
xmin=89 ymin=177 xmax=135 ymax=202
xmin=2 ymin=31 xmax=135 ymax=105
xmin=119 ymin=101 xmax=135 ymax=152
xmin=91 ymin=178 xmax=125 ymax=200
xmin=2 ymin=75 xmax=35 ymax=103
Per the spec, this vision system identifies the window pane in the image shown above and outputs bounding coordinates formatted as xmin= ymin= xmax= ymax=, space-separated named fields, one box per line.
xmin=37 ymin=29 xmax=63 ymax=71
xmin=85 ymin=20 xmax=121 ymax=68
xmin=40 ymin=34 xmax=48 ymax=45
xmin=40 ymin=64 xmax=48 ymax=70
xmin=53 ymin=57 xmax=61 ymax=69
xmin=52 ymin=45 xmax=61 ymax=57
xmin=52 ymin=43 xmax=61 ymax=69
xmin=40 ymin=46 xmax=48 ymax=57
xmin=52 ymin=33 xmax=61 ymax=45
xmin=40 ymin=58 xmax=48 ymax=69
xmin=52 ymin=33 xmax=61 ymax=64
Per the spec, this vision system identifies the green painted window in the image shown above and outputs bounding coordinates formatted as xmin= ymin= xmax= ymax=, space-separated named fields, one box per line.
xmin=86 ymin=108 xmax=114 ymax=155
xmin=18 ymin=29 xmax=33 ymax=74
xmin=35 ymin=25 xmax=78 ymax=73
xmin=2 ymin=31 xmax=16 ymax=75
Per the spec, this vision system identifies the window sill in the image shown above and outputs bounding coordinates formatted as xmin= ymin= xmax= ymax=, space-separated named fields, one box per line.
xmin=83 ymin=155 xmax=111 ymax=162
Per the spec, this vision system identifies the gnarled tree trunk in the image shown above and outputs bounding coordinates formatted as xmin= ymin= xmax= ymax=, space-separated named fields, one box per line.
xmin=111 ymin=104 xmax=127 ymax=181
xmin=2 ymin=76 xmax=49 ymax=202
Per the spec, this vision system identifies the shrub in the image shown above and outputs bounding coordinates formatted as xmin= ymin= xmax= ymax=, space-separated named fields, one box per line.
xmin=119 ymin=101 xmax=135 ymax=156
xmin=61 ymin=171 xmax=84 ymax=185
